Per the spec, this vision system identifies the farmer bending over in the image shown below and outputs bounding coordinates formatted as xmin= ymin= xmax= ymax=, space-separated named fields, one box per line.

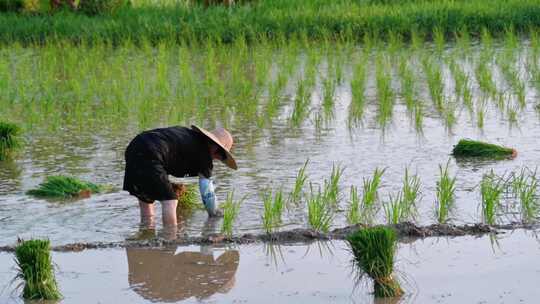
xmin=123 ymin=125 xmax=237 ymax=227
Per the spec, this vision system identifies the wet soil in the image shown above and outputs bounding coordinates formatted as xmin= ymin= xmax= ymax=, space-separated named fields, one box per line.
xmin=0 ymin=222 xmax=535 ymax=253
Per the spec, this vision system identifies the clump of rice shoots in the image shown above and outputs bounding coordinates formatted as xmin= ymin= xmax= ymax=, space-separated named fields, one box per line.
xmin=14 ymin=239 xmax=61 ymax=300
xmin=221 ymin=191 xmax=242 ymax=237
xmin=452 ymin=139 xmax=517 ymax=159
xmin=27 ymin=176 xmax=102 ymax=199
xmin=171 ymin=183 xmax=202 ymax=213
xmin=346 ymin=227 xmax=403 ymax=298
xmin=261 ymin=188 xmax=285 ymax=234
xmin=307 ymin=186 xmax=334 ymax=233
xmin=289 ymin=159 xmax=308 ymax=204
xmin=480 ymin=172 xmax=504 ymax=225
xmin=0 ymin=121 xmax=21 ymax=161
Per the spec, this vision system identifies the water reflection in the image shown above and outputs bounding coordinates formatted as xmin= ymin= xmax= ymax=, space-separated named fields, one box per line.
xmin=126 ymin=246 xmax=239 ymax=302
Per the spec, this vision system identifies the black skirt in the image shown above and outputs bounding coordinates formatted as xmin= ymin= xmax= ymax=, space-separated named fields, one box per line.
xmin=122 ymin=126 xmax=213 ymax=203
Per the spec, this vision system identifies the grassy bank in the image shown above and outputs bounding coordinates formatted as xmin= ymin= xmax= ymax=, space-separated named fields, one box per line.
xmin=1 ymin=0 xmax=540 ymax=44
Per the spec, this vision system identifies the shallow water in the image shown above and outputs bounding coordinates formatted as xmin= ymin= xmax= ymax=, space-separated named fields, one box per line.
xmin=1 ymin=41 xmax=540 ymax=246
xmin=1 ymin=229 xmax=539 ymax=303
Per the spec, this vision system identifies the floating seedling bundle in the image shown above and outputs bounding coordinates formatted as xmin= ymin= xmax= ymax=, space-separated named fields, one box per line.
xmin=27 ymin=175 xmax=102 ymax=199
xmin=14 ymin=239 xmax=62 ymax=300
xmin=346 ymin=227 xmax=403 ymax=298
xmin=452 ymin=139 xmax=517 ymax=159
xmin=0 ymin=121 xmax=21 ymax=161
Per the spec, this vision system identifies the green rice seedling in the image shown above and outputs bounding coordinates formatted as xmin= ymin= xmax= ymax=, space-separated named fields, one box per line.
xmin=362 ymin=168 xmax=386 ymax=209
xmin=435 ymin=161 xmax=456 ymax=224
xmin=347 ymin=186 xmax=361 ymax=225
xmin=375 ymin=54 xmax=394 ymax=127
xmin=346 ymin=227 xmax=403 ymax=298
xmin=349 ymin=54 xmax=367 ymax=125
xmin=221 ymin=190 xmax=242 ymax=237
xmin=401 ymin=168 xmax=421 ymax=219
xmin=383 ymin=192 xmax=405 ymax=225
xmin=480 ymin=172 xmax=505 ymax=225
xmin=324 ymin=164 xmax=344 ymax=205
xmin=27 ymin=176 xmax=102 ymax=199
xmin=519 ymin=177 xmax=539 ymax=224
xmin=452 ymin=139 xmax=516 ymax=159
xmin=14 ymin=239 xmax=61 ymax=300
xmin=0 ymin=121 xmax=21 ymax=160
xmin=289 ymin=159 xmax=309 ymax=204
xmin=290 ymin=77 xmax=312 ymax=127
xmin=455 ymin=26 xmax=471 ymax=57
xmin=307 ymin=186 xmax=334 ymax=233
xmin=433 ymin=27 xmax=445 ymax=54
xmin=477 ymin=101 xmax=486 ymax=129
xmin=397 ymin=55 xmax=416 ymax=114
xmin=322 ymin=77 xmax=336 ymax=118
xmin=261 ymin=188 xmax=285 ymax=234
xmin=421 ymin=56 xmax=444 ymax=112
xmin=475 ymin=53 xmax=497 ymax=98
xmin=448 ymin=58 xmax=472 ymax=111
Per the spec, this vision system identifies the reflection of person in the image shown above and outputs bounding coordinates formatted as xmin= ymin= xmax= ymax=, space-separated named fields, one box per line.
xmin=126 ymin=246 xmax=239 ymax=302
xmin=123 ymin=125 xmax=237 ymax=228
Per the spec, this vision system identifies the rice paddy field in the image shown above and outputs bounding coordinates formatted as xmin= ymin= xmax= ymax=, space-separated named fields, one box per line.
xmin=1 ymin=0 xmax=540 ymax=302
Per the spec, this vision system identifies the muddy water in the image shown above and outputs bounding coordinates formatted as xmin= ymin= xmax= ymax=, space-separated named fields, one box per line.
xmin=1 ymin=230 xmax=539 ymax=303
xmin=1 ymin=43 xmax=540 ymax=246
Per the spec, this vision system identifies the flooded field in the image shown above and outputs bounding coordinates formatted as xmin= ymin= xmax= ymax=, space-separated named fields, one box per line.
xmin=1 ymin=229 xmax=539 ymax=303
xmin=1 ymin=34 xmax=540 ymax=246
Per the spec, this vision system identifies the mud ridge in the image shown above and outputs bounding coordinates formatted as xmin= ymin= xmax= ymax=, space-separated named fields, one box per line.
xmin=0 ymin=222 xmax=537 ymax=252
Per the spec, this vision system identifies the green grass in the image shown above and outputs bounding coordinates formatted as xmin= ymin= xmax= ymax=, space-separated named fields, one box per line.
xmin=346 ymin=227 xmax=403 ymax=298
xmin=26 ymin=175 xmax=102 ymax=199
xmin=452 ymin=139 xmax=515 ymax=158
xmin=221 ymin=190 xmax=242 ymax=236
xmin=0 ymin=121 xmax=21 ymax=160
xmin=261 ymin=188 xmax=285 ymax=234
xmin=480 ymin=172 xmax=504 ymax=225
xmin=435 ymin=161 xmax=456 ymax=223
xmin=3 ymin=0 xmax=540 ymax=45
xmin=14 ymin=239 xmax=61 ymax=300
xmin=307 ymin=185 xmax=333 ymax=233
xmin=510 ymin=169 xmax=539 ymax=223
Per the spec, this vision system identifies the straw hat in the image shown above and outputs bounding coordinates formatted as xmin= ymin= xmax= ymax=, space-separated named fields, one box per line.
xmin=191 ymin=125 xmax=237 ymax=170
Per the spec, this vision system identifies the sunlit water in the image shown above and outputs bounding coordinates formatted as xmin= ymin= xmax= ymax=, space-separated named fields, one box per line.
xmin=1 ymin=41 xmax=540 ymax=246
xmin=0 ymin=229 xmax=539 ymax=303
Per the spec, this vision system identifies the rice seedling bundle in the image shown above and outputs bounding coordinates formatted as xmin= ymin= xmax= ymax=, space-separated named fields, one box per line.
xmin=0 ymin=121 xmax=21 ymax=160
xmin=171 ymin=183 xmax=202 ymax=212
xmin=15 ymin=239 xmax=61 ymax=300
xmin=346 ymin=227 xmax=403 ymax=298
xmin=26 ymin=176 xmax=102 ymax=199
xmin=452 ymin=139 xmax=516 ymax=159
